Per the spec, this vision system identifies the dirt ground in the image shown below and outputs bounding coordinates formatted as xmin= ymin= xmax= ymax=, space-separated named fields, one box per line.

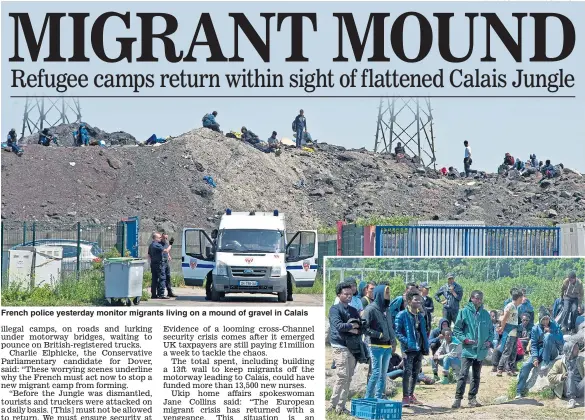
xmin=140 ymin=286 xmax=323 ymax=306
xmin=325 ymin=348 xmax=585 ymax=420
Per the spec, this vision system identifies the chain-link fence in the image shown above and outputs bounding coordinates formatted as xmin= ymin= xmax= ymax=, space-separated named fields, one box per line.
xmin=1 ymin=221 xmax=122 ymax=287
xmin=1 ymin=221 xmax=344 ymax=288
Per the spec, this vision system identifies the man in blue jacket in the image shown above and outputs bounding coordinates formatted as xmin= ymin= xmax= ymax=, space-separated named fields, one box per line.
xmin=516 ymin=308 xmax=564 ymax=399
xmin=389 ymin=282 xmax=418 ymax=326
xmin=395 ymin=290 xmax=429 ymax=407
xmin=328 ymin=282 xmax=361 ymax=415
xmin=202 ymin=111 xmax=220 ymax=132
xmin=293 ymin=109 xmax=307 ymax=148
xmin=434 ymin=273 xmax=463 ymax=327
xmin=6 ymin=128 xmax=23 ymax=156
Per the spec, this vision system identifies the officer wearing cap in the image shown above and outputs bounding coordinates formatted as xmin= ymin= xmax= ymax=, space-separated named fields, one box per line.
xmin=434 ymin=273 xmax=464 ymax=327
xmin=420 ymin=281 xmax=434 ymax=336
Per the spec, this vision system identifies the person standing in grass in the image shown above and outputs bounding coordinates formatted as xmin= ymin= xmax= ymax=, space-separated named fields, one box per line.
xmin=452 ymin=290 xmax=494 ymax=409
xmin=434 ymin=273 xmax=463 ymax=327
xmin=363 ymin=285 xmax=396 ymax=399
xmin=496 ymin=289 xmax=523 ymax=376
xmin=395 ymin=290 xmax=429 ymax=407
xmin=328 ymin=282 xmax=361 ymax=415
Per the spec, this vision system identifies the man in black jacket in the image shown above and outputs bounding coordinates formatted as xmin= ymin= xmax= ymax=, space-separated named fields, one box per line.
xmin=363 ymin=284 xmax=397 ymax=399
xmin=420 ymin=282 xmax=434 ymax=336
xmin=434 ymin=273 xmax=464 ymax=327
xmin=328 ymin=282 xmax=361 ymax=415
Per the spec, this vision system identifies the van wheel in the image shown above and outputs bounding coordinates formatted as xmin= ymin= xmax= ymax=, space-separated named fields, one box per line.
xmin=277 ymin=290 xmax=287 ymax=303
xmin=211 ymin=287 xmax=221 ymax=302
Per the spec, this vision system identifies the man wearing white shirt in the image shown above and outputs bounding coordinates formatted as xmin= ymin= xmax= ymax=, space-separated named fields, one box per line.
xmin=463 ymin=140 xmax=477 ymax=178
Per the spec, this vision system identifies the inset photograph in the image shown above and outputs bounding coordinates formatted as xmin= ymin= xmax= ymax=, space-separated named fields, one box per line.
xmin=325 ymin=257 xmax=584 ymax=419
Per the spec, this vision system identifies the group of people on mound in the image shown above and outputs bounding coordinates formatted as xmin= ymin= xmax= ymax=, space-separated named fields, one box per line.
xmin=201 ymin=109 xmax=314 ymax=153
xmin=327 ymin=271 xmax=584 ymax=415
xmin=499 ymin=152 xmax=563 ymax=180
xmin=4 ymin=123 xmax=94 ymax=156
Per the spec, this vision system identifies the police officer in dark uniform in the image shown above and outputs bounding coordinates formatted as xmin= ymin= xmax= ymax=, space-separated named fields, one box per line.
xmin=161 ymin=232 xmax=177 ymax=298
xmin=148 ymin=232 xmax=172 ymax=299
xmin=205 ymin=229 xmax=218 ymax=301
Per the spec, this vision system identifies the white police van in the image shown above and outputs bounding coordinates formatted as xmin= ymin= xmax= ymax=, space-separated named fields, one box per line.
xmin=181 ymin=210 xmax=318 ymax=302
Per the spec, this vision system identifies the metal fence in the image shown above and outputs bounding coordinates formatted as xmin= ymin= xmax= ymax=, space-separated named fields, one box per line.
xmin=1 ymin=221 xmax=123 ymax=285
xmin=341 ymin=224 xmax=364 ymax=256
xmin=375 ymin=225 xmax=561 ymax=257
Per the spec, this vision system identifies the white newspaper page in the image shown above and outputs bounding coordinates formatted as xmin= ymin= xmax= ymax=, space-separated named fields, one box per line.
xmin=1 ymin=1 xmax=584 ymax=420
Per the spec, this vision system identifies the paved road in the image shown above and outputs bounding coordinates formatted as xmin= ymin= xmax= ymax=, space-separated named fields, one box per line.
xmin=139 ymin=287 xmax=323 ymax=307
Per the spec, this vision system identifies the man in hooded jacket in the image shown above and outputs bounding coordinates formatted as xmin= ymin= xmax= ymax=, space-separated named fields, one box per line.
xmin=548 ymin=342 xmax=585 ymax=409
xmin=452 ymin=290 xmax=494 ymax=409
xmin=363 ymin=284 xmax=397 ymax=399
xmin=516 ymin=308 xmax=564 ymax=398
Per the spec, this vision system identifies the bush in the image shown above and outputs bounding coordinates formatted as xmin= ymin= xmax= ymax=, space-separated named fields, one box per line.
xmin=324 ymin=258 xmax=583 ymax=314
xmin=1 ymin=270 xmax=106 ymax=306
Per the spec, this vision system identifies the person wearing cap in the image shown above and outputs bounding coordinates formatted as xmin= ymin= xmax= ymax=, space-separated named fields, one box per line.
xmin=293 ymin=109 xmax=307 ymax=148
xmin=434 ymin=273 xmax=463 ymax=327
xmin=420 ymin=282 xmax=434 ymax=336
xmin=559 ymin=271 xmax=584 ymax=333
xmin=202 ymin=111 xmax=220 ymax=132
xmin=6 ymin=128 xmax=23 ymax=156
xmin=516 ymin=307 xmax=564 ymax=399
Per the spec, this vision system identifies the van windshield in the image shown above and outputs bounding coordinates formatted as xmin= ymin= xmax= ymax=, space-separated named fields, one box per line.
xmin=217 ymin=229 xmax=285 ymax=253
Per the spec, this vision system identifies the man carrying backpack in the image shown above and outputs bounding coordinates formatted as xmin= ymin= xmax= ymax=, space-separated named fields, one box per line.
xmin=202 ymin=111 xmax=220 ymax=132
xmin=293 ymin=109 xmax=307 ymax=149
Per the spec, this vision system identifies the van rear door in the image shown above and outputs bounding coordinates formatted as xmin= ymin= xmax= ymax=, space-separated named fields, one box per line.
xmin=285 ymin=230 xmax=318 ymax=287
xmin=182 ymin=228 xmax=215 ymax=286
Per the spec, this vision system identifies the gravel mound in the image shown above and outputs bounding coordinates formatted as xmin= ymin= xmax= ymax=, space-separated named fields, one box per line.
xmin=2 ymin=127 xmax=584 ymax=230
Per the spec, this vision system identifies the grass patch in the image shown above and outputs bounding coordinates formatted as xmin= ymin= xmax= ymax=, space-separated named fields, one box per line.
xmin=355 ymin=215 xmax=413 ymax=227
xmin=507 ymin=379 xmax=518 ymax=399
xmin=293 ymin=273 xmax=323 ymax=295
xmin=2 ymin=270 xmax=109 ymax=306
xmin=534 ymin=388 xmax=555 ymax=400
xmin=325 ymin=386 xmax=332 ymax=401
xmin=2 ymin=267 xmax=156 ymax=306
xmin=142 ymin=271 xmax=185 ymax=289
xmin=318 ymin=225 xmax=338 ymax=235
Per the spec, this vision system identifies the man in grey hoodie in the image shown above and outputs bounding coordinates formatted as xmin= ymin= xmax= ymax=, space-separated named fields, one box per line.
xmin=363 ymin=284 xmax=397 ymax=399
xmin=548 ymin=342 xmax=585 ymax=409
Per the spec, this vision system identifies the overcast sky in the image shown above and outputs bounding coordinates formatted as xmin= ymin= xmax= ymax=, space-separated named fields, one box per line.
xmin=3 ymin=2 xmax=584 ymax=171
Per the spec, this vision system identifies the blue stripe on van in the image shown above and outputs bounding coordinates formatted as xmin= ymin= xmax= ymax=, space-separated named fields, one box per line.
xmin=287 ymin=265 xmax=318 ymax=270
xmin=182 ymin=263 xmax=215 ymax=269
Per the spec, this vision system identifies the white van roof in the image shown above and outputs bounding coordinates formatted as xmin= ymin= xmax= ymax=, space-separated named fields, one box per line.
xmin=219 ymin=212 xmax=285 ymax=231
